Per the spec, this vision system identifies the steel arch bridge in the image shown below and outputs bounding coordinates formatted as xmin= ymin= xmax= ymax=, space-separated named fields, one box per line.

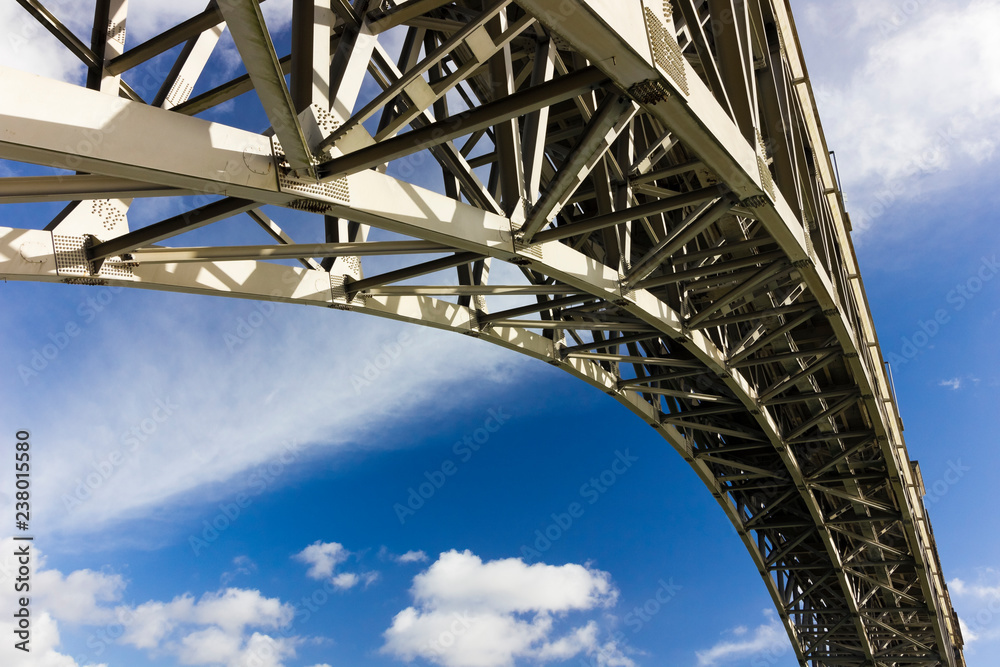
xmin=0 ymin=1 xmax=966 ymax=665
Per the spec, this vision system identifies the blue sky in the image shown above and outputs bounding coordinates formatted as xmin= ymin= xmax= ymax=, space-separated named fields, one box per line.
xmin=1 ymin=1 xmax=999 ymax=666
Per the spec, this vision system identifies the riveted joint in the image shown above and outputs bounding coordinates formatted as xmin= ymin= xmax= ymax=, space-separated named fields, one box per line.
xmin=627 ymin=79 xmax=671 ymax=104
xmin=82 ymin=234 xmax=105 ymax=274
xmin=822 ymin=308 xmax=840 ymax=317
xmin=741 ymin=195 xmax=769 ymax=209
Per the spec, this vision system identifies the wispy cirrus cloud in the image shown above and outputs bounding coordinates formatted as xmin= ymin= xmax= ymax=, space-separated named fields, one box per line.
xmin=0 ymin=291 xmax=527 ymax=542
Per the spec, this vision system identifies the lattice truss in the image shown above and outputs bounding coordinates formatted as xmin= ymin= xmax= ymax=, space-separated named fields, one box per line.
xmin=0 ymin=1 xmax=967 ymax=665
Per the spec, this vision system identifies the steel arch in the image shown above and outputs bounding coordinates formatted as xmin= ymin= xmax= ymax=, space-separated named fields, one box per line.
xmin=0 ymin=1 xmax=966 ymax=665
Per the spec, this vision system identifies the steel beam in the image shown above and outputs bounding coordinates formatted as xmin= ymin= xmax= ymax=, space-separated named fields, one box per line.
xmin=217 ymin=0 xmax=314 ymax=170
xmin=0 ymin=176 xmax=192 ymax=203
xmin=88 ymin=198 xmax=257 ymax=261
xmin=126 ymin=241 xmax=455 ymax=263
xmin=520 ymin=93 xmax=639 ymax=240
xmin=318 ymin=67 xmax=609 ymax=179
xmin=530 ymin=186 xmax=722 ymax=244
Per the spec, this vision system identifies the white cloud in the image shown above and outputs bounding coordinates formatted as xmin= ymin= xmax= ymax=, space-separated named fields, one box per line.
xmin=117 ymin=589 xmax=296 ymax=666
xmin=959 ymin=617 xmax=980 ymax=643
xmin=802 ymin=0 xmax=1000 ymax=228
xmin=35 ymin=566 xmax=125 ymax=626
xmin=0 ymin=537 xmax=298 ymax=667
xmin=0 ymin=538 xmax=301 ymax=667
xmin=2 ymin=0 xmax=529 ymax=546
xmin=179 ymin=629 xmax=297 ymax=667
xmin=0 ymin=611 xmax=107 ymax=667
xmin=380 ymin=547 xmax=431 ymax=564
xmin=120 ymin=596 xmax=195 ymax=650
xmin=192 ymin=588 xmax=293 ymax=634
xmin=177 ymin=626 xmax=245 ymax=664
xmin=0 ymin=539 xmax=120 ymax=664
xmin=0 ymin=542 xmax=106 ymax=665
xmin=122 ymin=0 xmax=293 ymax=42
xmin=0 ymin=3 xmax=87 ymax=83
xmin=1 ymin=297 xmax=526 ymax=540
xmin=410 ymin=550 xmax=617 ymax=614
xmin=949 ymin=572 xmax=1000 ymax=645
xmin=296 ymin=541 xmax=351 ymax=580
xmin=951 ymin=576 xmax=1000 ymax=599
xmin=221 ymin=555 xmax=258 ymax=585
xmin=295 ymin=541 xmax=378 ymax=590
xmin=382 ymin=550 xmax=630 ymax=667
xmin=332 ymin=572 xmax=360 ymax=589
xmin=940 ymin=378 xmax=962 ymax=390
xmin=695 ymin=612 xmax=788 ymax=666
xmin=0 ymin=0 xmax=293 ymax=86
xmin=398 ymin=550 xmax=429 ymax=564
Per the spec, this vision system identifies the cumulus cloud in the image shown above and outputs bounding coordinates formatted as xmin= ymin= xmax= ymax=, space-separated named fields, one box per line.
xmin=0 ymin=611 xmax=107 ymax=667
xmin=0 ymin=540 xmax=112 ymax=665
xmin=951 ymin=576 xmax=1000 ymax=599
xmin=382 ymin=550 xmax=631 ymax=667
xmin=940 ymin=378 xmax=962 ymax=390
xmin=296 ymin=541 xmax=351 ymax=580
xmin=0 ymin=538 xmax=124 ymax=666
xmin=959 ymin=617 xmax=980 ymax=643
xmin=695 ymin=611 xmax=788 ymax=666
xmin=949 ymin=572 xmax=1000 ymax=645
xmin=295 ymin=541 xmax=378 ymax=590
xmin=949 ymin=571 xmax=1000 ymax=641
xmin=380 ymin=547 xmax=431 ymax=564
xmin=398 ymin=550 xmax=429 ymax=564
xmin=35 ymin=566 xmax=126 ymax=626
xmin=0 ymin=538 xmax=298 ymax=667
xmin=116 ymin=588 xmax=297 ymax=667
xmin=332 ymin=572 xmax=361 ymax=589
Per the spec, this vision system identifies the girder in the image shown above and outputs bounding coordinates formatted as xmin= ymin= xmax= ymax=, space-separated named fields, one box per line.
xmin=0 ymin=1 xmax=965 ymax=666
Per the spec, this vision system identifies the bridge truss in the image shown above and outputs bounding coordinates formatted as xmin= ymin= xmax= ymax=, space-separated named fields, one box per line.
xmin=0 ymin=1 xmax=966 ymax=665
